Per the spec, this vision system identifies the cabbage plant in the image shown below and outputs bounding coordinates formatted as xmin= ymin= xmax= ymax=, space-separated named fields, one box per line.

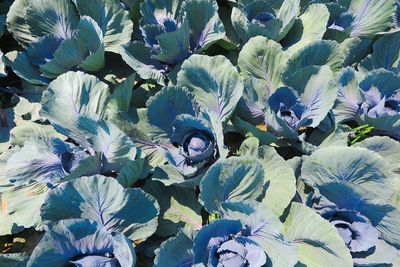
xmin=301 ymin=146 xmax=400 ymax=265
xmin=335 ymin=68 xmax=400 ymax=139
xmin=27 ymin=219 xmax=136 ymax=267
xmin=120 ymin=0 xmax=225 ymax=85
xmin=235 ymin=36 xmax=339 ymax=142
xmin=5 ymin=0 xmax=132 ymax=84
xmin=231 ymin=0 xmax=300 ymax=43
xmin=129 ymin=54 xmax=243 ymax=186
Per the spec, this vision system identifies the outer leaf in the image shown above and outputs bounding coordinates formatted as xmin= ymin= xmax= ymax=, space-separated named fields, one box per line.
xmin=143 ymin=180 xmax=203 ymax=237
xmin=362 ymin=114 xmax=400 ymax=139
xmin=107 ymin=74 xmax=135 ymax=113
xmin=231 ymin=3 xmax=283 ymax=42
xmin=177 ymin=54 xmax=243 ymax=123
xmin=264 ymin=106 xmax=299 ymax=139
xmin=41 ymin=71 xmax=110 ymax=146
xmin=258 ymin=146 xmax=297 ymax=216
xmin=27 ymin=219 xmax=136 ymax=267
xmin=152 ymin=17 xmax=191 ymax=65
xmin=301 ymin=146 xmax=395 ymax=201
xmin=238 ymin=36 xmax=288 ymax=92
xmin=284 ymin=4 xmax=329 ymax=55
xmin=371 ymin=31 xmax=400 ymax=72
xmin=116 ymin=158 xmax=148 ymax=187
xmin=359 ymin=69 xmax=400 ymax=96
xmin=340 ymin=37 xmax=372 ymax=67
xmin=349 ymin=0 xmax=396 ymax=37
xmin=120 ymin=41 xmax=166 ymax=85
xmin=0 ymin=179 xmax=48 ymax=234
xmin=199 ymin=157 xmax=264 ymax=214
xmin=283 ymin=40 xmax=345 ymax=79
xmin=353 ymin=239 xmax=399 ymax=266
xmin=287 ymin=66 xmax=337 ymax=128
xmin=5 ymin=137 xmax=84 ymax=185
xmin=182 ymin=0 xmax=225 ymax=51
xmin=154 ymin=229 xmax=194 ymax=267
xmin=39 ymin=38 xmax=87 ymax=79
xmin=333 ymin=67 xmax=363 ymax=122
xmin=77 ymin=117 xmax=138 ymax=173
xmin=5 ymin=51 xmax=49 ymax=85
xmin=238 ymin=137 xmax=259 ymax=157
xmin=41 ymin=175 xmax=159 ymax=242
xmin=6 ymin=0 xmax=37 ymax=47
xmin=276 ymin=0 xmax=301 ymax=40
xmin=354 ymin=136 xmax=400 ymax=173
xmin=283 ymin=203 xmax=353 ymax=267
xmin=77 ymin=16 xmax=105 ymax=72
xmin=9 ymin=120 xmax=63 ymax=148
xmin=0 ymin=107 xmax=14 ymax=151
xmin=75 ymin=0 xmax=133 ymax=53
xmin=25 ymin=0 xmax=78 ymax=40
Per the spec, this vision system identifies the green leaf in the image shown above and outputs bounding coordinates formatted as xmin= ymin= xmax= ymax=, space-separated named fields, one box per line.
xmin=41 ymin=175 xmax=159 ymax=242
xmin=333 ymin=67 xmax=363 ymax=122
xmin=238 ymin=36 xmax=288 ymax=93
xmin=258 ymin=146 xmax=297 ymax=216
xmin=10 ymin=121 xmax=65 ymax=147
xmin=76 ymin=16 xmax=105 ymax=72
xmin=340 ymin=37 xmax=372 ymax=67
xmin=276 ymin=0 xmax=301 ymax=40
xmin=283 ymin=40 xmax=345 ymax=79
xmin=371 ymin=31 xmax=400 ymax=72
xmin=238 ymin=137 xmax=259 ymax=157
xmin=146 ymin=86 xmax=196 ymax=139
xmin=154 ymin=229 xmax=194 ymax=267
xmin=199 ymin=157 xmax=264 ymax=214
xmin=6 ymin=0 xmax=38 ymax=48
xmin=182 ymin=0 xmax=225 ymax=51
xmin=223 ymin=201 xmax=299 ymax=267
xmin=39 ymin=38 xmax=87 ymax=79
xmin=283 ymin=203 xmax=353 ymax=267
xmin=349 ymin=0 xmax=395 ymax=37
xmin=0 ymin=108 xmax=14 ymax=151
xmin=284 ymin=4 xmax=329 ymax=55
xmin=25 ymin=0 xmax=78 ymax=39
xmin=0 ymin=253 xmax=29 ymax=267
xmin=354 ymin=136 xmax=400 ymax=173
xmin=286 ymin=66 xmax=337 ymax=128
xmin=120 ymin=41 xmax=166 ymax=85
xmin=152 ymin=17 xmax=191 ymax=65
xmin=75 ymin=0 xmax=133 ymax=53
xmin=143 ymin=180 xmax=202 ymax=237
xmin=41 ymin=71 xmax=110 ymax=146
xmin=5 ymin=51 xmax=48 ymax=85
xmin=301 ymin=146 xmax=395 ymax=202
xmin=353 ymin=239 xmax=399 ymax=266
xmin=0 ymin=181 xmax=48 ymax=234
xmin=116 ymin=158 xmax=148 ymax=187
xmin=107 ymin=74 xmax=135 ymax=113
xmin=178 ymin=55 xmax=243 ymax=123
xmin=77 ymin=117 xmax=138 ymax=173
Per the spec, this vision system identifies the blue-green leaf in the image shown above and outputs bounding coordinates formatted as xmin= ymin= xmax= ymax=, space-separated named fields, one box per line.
xmin=199 ymin=157 xmax=264 ymax=214
xmin=41 ymin=175 xmax=159 ymax=242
